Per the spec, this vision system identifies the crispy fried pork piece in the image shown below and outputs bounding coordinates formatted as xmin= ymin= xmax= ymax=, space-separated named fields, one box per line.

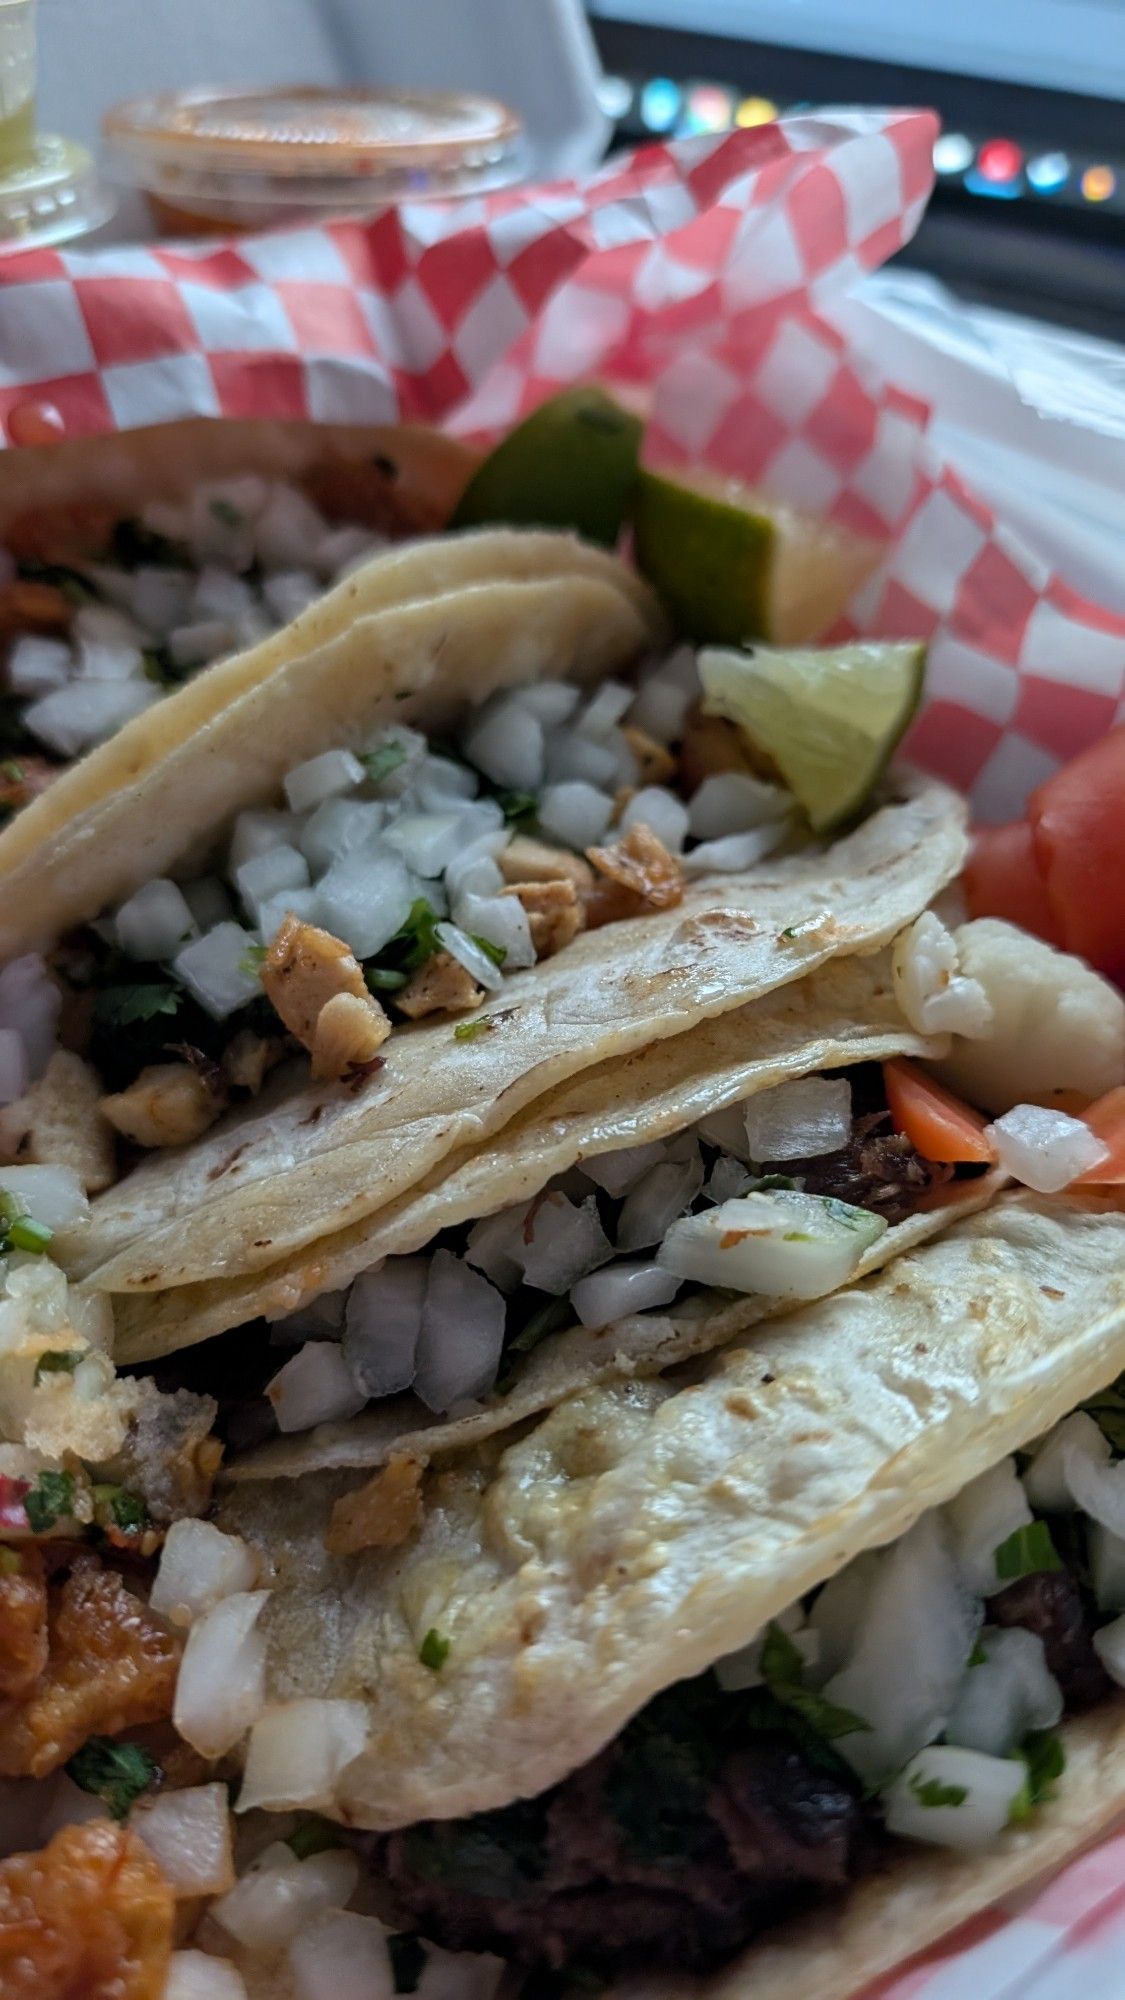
xmin=0 ymin=1545 xmax=47 ymax=1702
xmin=680 ymin=709 xmax=766 ymax=792
xmin=503 ymin=878 xmax=585 ymax=959
xmin=326 ymin=1453 xmax=425 ymax=1556
xmin=221 ymin=1029 xmax=284 ymax=1096
xmin=101 ymin=1063 xmax=226 ymax=1150
xmin=498 ymin=835 xmax=595 ymax=892
xmin=585 ymin=822 xmax=684 ymax=926
xmin=0 ymin=1559 xmax=179 ymax=1779
xmin=97 ymin=1381 xmax=221 ymax=1526
xmin=396 ymin=950 xmax=484 ymax=1021
xmin=0 ymin=1820 xmax=173 ymax=2000
xmin=262 ymin=915 xmax=391 ymax=1080
xmin=0 ymin=1050 xmax=117 ymax=1191
xmin=621 ymin=724 xmax=677 ymax=786
xmin=0 ymin=578 xmax=73 ymax=639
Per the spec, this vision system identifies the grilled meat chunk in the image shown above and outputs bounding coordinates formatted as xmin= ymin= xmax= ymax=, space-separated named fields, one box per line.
xmin=768 ymin=1110 xmax=953 ymax=1225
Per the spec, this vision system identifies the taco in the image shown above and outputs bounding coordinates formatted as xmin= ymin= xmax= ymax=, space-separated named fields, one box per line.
xmin=0 ymin=414 xmax=473 ymax=822
xmin=194 ymin=1189 xmax=1125 ymax=2000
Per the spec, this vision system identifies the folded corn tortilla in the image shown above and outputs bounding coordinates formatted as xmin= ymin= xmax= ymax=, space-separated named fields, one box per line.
xmin=218 ymin=1192 xmax=1125 ymax=1833
xmin=65 ymin=770 xmax=966 ymax=1297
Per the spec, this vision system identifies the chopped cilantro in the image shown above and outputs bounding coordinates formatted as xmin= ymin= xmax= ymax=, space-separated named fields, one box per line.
xmin=760 ymin=1621 xmax=870 ymax=1741
xmin=240 ymin=942 xmax=268 ymax=977
xmin=111 ymin=518 xmax=181 ymax=567
xmin=968 ymin=1636 xmax=988 ymax=1667
xmin=94 ymin=981 xmax=183 ymax=1029
xmin=286 ymin=1815 xmax=345 ymax=1861
xmin=752 ymin=1173 xmax=798 ymax=1191
xmin=363 ymin=741 xmax=409 ymax=787
xmin=91 ymin=1484 xmax=148 ymax=1534
xmin=780 ymin=926 xmax=799 ymax=939
xmin=0 ymin=760 xmax=23 ymax=782
xmin=6 ymin=1215 xmax=53 ymax=1255
xmin=15 ymin=557 xmax=100 ymax=606
xmin=0 ymin=1546 xmax=21 ymax=1577
xmin=209 ymin=497 xmax=242 ymax=528
xmin=34 ymin=1349 xmax=84 ymax=1383
xmin=454 ymin=1016 xmax=494 ymax=1041
xmin=387 ymin=1933 xmax=428 ymax=1994
xmin=419 ymin=1628 xmax=451 ymax=1671
xmin=495 ymin=789 xmax=538 ymax=826
xmin=1083 ymin=1372 xmax=1125 ymax=1455
xmin=23 ymin=1468 xmax=75 ymax=1533
xmin=994 ymin=1520 xmax=1062 ymax=1584
xmin=471 ymin=934 xmax=507 ymax=969
xmin=507 ymin=1294 xmax=570 ymax=1357
xmin=400 ymin=1800 xmax=546 ymax=1901
xmin=365 ymin=899 xmax=442 ymax=989
xmin=365 ymin=966 xmax=409 ymax=993
xmin=908 ymin=1771 xmax=968 ymax=1808
xmin=67 ymin=1737 xmax=158 ymax=1819
xmin=1010 ymin=1730 xmax=1066 ymax=1820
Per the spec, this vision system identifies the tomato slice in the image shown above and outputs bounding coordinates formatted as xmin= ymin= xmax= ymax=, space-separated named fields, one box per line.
xmin=962 ymin=820 xmax=1061 ymax=944
xmin=1076 ymin=1084 xmax=1125 ymax=1184
xmin=1028 ymin=726 xmax=1125 ymax=980
xmin=883 ymin=1057 xmax=997 ymax=1165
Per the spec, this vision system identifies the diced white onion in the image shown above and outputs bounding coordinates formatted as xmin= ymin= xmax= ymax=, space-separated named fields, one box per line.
xmin=257 ymin=886 xmax=325 ymax=943
xmin=538 ymin=781 xmax=614 ymax=850
xmin=413 ymin=1946 xmax=505 ymax=2000
xmin=361 ymin=726 xmax=426 ymax=795
xmin=343 ymin=1259 xmax=425 ymax=1399
xmin=628 ymin=649 xmax=697 ymax=743
xmin=0 ymin=1030 xmax=28 ymax=1108
xmin=658 ymin=1189 xmax=885 ymax=1300
xmin=150 ymin=1519 xmax=260 ymax=1627
xmin=267 ymin=1342 xmax=366 ymax=1433
xmin=174 ymin=1591 xmax=270 ymax=1758
xmin=464 ymin=699 xmax=545 ymax=791
xmin=24 ymin=678 xmax=157 ymax=757
xmin=129 ymin=566 xmax=192 ymax=635
xmin=1022 ymin=1412 xmax=1110 ymax=1513
xmin=383 ymin=810 xmax=471 ymax=880
xmin=986 ymin=1102 xmax=1108 ymax=1194
xmin=806 ymin=1552 xmax=882 ymax=1683
xmin=825 ymin=1514 xmax=981 ymax=1786
xmin=580 ymin=1140 xmax=667 ymax=1198
xmin=510 ymin=679 xmax=581 ymax=727
xmin=318 ymin=850 xmax=414 ymax=961
xmin=0 ymin=1163 xmax=88 ymax=1231
xmin=435 ymin=921 xmax=505 ymax=993
xmin=704 ymin=1154 xmax=756 ymax=1203
xmin=620 ymin=786 xmax=690 ymax=853
xmin=115 ymin=879 xmax=197 ymax=962
xmin=288 ymin=1911 xmax=394 ymax=2000
xmin=300 ymin=799 xmax=385 ymax=875
xmin=255 ymin=485 xmax=328 ymax=571
xmin=576 ymin=680 xmax=633 ymax=738
xmin=892 ymin=912 xmax=994 ymax=1039
xmin=168 ymin=619 xmax=238 ymax=669
xmin=1090 ymin=1520 xmax=1125 ymax=1613
xmin=520 ymin=1191 xmax=611 ymax=1295
xmin=0 ymin=955 xmax=59 ymax=1080
xmin=616 ymin=1146 xmax=704 ymax=1252
xmin=1061 ymin=1436 xmax=1125 ymax=1540
xmin=214 ymin=1845 xmax=359 ymax=1954
xmin=235 ymin=844 xmax=310 ymax=924
xmin=417 ymin=754 xmax=479 ymax=805
xmin=238 ymin=1698 xmax=369 ymax=1814
xmin=696 ymin=1102 xmax=756 ymax=1162
xmin=883 ymin=1744 xmax=1026 ymax=1851
xmin=743 ymin=1075 xmax=852 ymax=1162
xmin=453 ymin=892 xmax=536 ymax=972
xmin=944 ymin=1627 xmax=1061 ymax=1756
xmin=164 ymin=1950 xmax=248 ymax=2000
xmin=284 ymin=749 xmax=365 ymax=815
xmin=7 ymin=635 xmax=72 ymax=695
xmin=173 ymin=923 xmax=264 ymax=1020
xmin=688 ymin=771 xmax=791 ymax=840
xmin=316 ymin=525 xmax=385 ymax=579
xmin=569 ymin=1259 xmax=680 ymax=1328
xmin=263 ymin=569 xmax=321 ymax=625
xmin=229 ymin=809 xmax=304 ymax=872
xmin=945 ymin=1459 xmax=1033 ymax=1596
xmin=1093 ymin=1611 xmax=1125 ymax=1687
xmin=413 ymin=1250 xmax=506 ymax=1413
xmin=131 ymin=1783 xmax=234 ymax=1896
xmin=464 ymin=1206 xmax=527 ymax=1292
xmin=681 ymin=824 xmax=789 ymax=875
xmin=545 ymin=729 xmax=618 ymax=789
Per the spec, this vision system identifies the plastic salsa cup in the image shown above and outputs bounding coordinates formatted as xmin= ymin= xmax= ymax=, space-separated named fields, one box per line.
xmin=102 ymin=84 xmax=527 ymax=236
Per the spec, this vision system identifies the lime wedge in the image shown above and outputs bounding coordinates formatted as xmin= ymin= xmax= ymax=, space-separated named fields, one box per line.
xmin=632 ymin=468 xmax=879 ymax=644
xmin=699 ymin=641 xmax=926 ymax=833
xmin=450 ymin=387 xmax=643 ymax=547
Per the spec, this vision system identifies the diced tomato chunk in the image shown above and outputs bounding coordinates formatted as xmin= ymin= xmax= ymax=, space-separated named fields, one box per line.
xmin=1029 ymin=726 xmax=1125 ymax=980
xmin=883 ymin=1058 xmax=997 ymax=1165
xmin=962 ymin=820 xmax=1061 ymax=945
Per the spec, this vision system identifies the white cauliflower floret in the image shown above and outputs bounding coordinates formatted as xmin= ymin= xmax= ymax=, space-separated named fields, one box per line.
xmin=892 ymin=911 xmax=993 ymax=1039
xmin=933 ymin=918 xmax=1125 ymax=1115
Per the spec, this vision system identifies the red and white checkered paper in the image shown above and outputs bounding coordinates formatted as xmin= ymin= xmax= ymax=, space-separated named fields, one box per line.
xmin=0 ymin=107 xmax=1122 ymax=1995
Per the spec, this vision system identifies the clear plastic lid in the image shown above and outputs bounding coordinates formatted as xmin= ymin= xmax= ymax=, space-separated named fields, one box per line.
xmin=103 ymin=85 xmax=527 ymax=226
xmin=0 ymin=133 xmax=114 ymax=252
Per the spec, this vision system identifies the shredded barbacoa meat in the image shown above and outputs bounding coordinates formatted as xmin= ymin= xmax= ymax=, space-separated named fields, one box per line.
xmin=767 ymin=1109 xmax=954 ymax=1226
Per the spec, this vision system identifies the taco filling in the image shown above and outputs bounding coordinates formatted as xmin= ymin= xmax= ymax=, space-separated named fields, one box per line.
xmin=0 ymin=473 xmax=397 ymax=819
xmin=1 ymin=644 xmax=811 ymax=1172
xmin=376 ymin=1412 xmax=1123 ymax=1984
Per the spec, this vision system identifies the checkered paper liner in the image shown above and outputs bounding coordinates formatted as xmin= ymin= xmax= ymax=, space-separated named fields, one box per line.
xmin=0 ymin=107 xmax=1123 ymax=1995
